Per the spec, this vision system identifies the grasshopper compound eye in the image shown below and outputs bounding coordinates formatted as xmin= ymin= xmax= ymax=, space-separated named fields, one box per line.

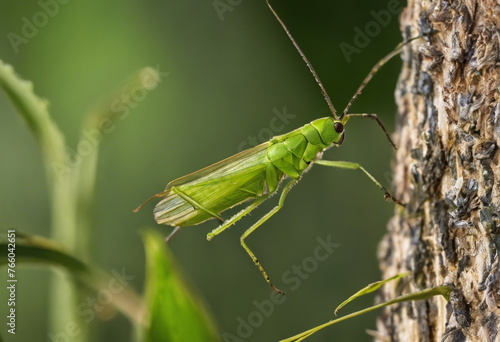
xmin=334 ymin=122 xmax=344 ymax=133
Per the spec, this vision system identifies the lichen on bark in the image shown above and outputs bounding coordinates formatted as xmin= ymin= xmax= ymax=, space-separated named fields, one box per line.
xmin=376 ymin=0 xmax=500 ymax=341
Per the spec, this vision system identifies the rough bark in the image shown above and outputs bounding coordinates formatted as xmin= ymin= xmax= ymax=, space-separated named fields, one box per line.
xmin=376 ymin=0 xmax=500 ymax=341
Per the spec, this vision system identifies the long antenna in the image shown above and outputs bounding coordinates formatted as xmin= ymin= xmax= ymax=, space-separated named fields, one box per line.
xmin=341 ymin=36 xmax=422 ymax=119
xmin=266 ymin=0 xmax=338 ymax=119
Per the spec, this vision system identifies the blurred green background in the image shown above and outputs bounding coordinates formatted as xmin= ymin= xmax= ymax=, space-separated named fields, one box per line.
xmin=0 ymin=0 xmax=405 ymax=341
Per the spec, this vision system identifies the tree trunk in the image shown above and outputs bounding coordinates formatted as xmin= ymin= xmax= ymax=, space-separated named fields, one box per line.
xmin=376 ymin=0 xmax=500 ymax=341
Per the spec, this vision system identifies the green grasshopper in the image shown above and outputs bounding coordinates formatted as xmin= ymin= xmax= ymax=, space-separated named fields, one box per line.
xmin=135 ymin=0 xmax=412 ymax=294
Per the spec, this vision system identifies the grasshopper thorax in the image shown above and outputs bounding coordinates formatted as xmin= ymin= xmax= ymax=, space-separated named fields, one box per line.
xmin=266 ymin=116 xmax=348 ymax=180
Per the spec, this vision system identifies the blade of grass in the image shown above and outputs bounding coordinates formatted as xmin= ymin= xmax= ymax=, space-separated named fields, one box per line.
xmin=0 ymin=59 xmax=158 ymax=340
xmin=334 ymin=272 xmax=409 ymax=315
xmin=0 ymin=59 xmax=81 ymax=340
xmin=280 ymin=285 xmax=452 ymax=342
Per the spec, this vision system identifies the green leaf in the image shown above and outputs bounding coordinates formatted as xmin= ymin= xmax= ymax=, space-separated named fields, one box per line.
xmin=0 ymin=232 xmax=88 ymax=275
xmin=334 ymin=272 xmax=409 ymax=315
xmin=141 ymin=229 xmax=219 ymax=342
xmin=280 ymin=285 xmax=452 ymax=342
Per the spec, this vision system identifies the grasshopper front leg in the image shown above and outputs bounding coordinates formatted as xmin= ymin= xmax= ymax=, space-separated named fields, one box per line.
xmin=314 ymin=160 xmax=405 ymax=207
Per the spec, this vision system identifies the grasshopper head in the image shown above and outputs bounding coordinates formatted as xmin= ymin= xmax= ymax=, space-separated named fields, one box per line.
xmin=333 ymin=116 xmax=348 ymax=146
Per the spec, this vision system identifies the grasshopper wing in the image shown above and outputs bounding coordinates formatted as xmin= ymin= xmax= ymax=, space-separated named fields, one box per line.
xmin=154 ymin=142 xmax=273 ymax=226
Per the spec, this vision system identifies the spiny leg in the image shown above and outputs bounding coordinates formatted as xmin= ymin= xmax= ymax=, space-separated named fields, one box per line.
xmin=314 ymin=160 xmax=405 ymax=207
xmin=207 ymin=194 xmax=272 ymax=241
xmin=240 ymin=179 xmax=298 ymax=295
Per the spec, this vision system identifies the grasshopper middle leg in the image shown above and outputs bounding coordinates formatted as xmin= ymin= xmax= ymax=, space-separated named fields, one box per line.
xmin=207 ymin=193 xmax=272 ymax=241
